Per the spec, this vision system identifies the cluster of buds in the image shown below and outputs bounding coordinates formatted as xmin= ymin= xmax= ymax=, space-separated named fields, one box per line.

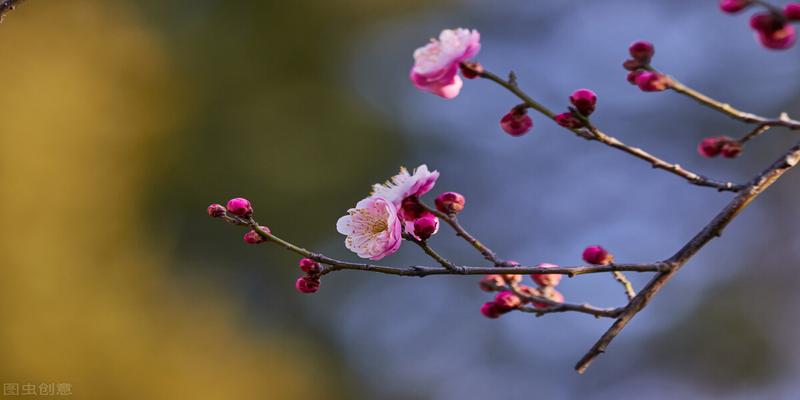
xmin=296 ymin=258 xmax=322 ymax=294
xmin=720 ymin=1 xmax=800 ymax=50
xmin=207 ymin=198 xmax=273 ymax=244
xmin=400 ymin=196 xmax=440 ymax=241
xmin=478 ymin=262 xmax=566 ymax=319
xmin=554 ymin=89 xmax=597 ymax=129
xmin=500 ymin=105 xmax=533 ymax=137
xmin=697 ymin=136 xmax=743 ymax=158
xmin=623 ymin=41 xmax=671 ymax=92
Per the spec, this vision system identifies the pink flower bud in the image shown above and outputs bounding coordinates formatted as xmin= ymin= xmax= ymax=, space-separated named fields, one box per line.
xmin=500 ymin=107 xmax=533 ymax=137
xmin=295 ymin=276 xmax=320 ymax=294
xmin=554 ymin=112 xmax=584 ymax=129
xmin=299 ymin=257 xmax=322 ymax=274
xmin=750 ymin=13 xmax=797 ymax=50
xmin=635 ymin=71 xmax=670 ymax=92
xmin=569 ymin=89 xmax=598 ymax=116
xmin=721 ymin=140 xmax=743 ymax=158
xmin=207 ymin=203 xmax=226 ymax=218
xmin=413 ymin=213 xmax=439 ymax=240
xmin=628 ymin=40 xmax=655 ymax=63
xmin=622 ymin=59 xmax=643 ymax=71
xmin=400 ymin=196 xmax=426 ymax=221
xmin=626 ymin=70 xmax=643 ymax=85
xmin=720 ymin=0 xmax=752 ymax=13
xmin=698 ymin=137 xmax=724 ymax=158
xmin=243 ymin=226 xmax=270 ymax=244
xmin=435 ymin=191 xmax=465 ymax=214
xmin=494 ymin=290 xmax=522 ymax=311
xmin=582 ymin=245 xmax=614 ymax=265
xmin=226 ymin=197 xmax=253 ymax=218
xmin=533 ymin=288 xmax=565 ymax=309
xmin=480 ymin=301 xmax=503 ymax=319
xmin=531 ymin=263 xmax=563 ymax=287
xmin=479 ymin=274 xmax=505 ymax=292
xmin=459 ymin=61 xmax=484 ymax=79
xmin=501 ymin=261 xmax=524 ymax=284
xmin=786 ymin=3 xmax=800 ymax=21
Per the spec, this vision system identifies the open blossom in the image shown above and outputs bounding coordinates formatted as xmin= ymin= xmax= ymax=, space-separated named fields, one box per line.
xmin=410 ymin=28 xmax=481 ymax=99
xmin=336 ymin=196 xmax=402 ymax=260
xmin=371 ymin=164 xmax=439 ymax=207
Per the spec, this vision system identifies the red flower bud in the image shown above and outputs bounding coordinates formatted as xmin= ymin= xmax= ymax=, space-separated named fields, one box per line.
xmin=531 ymin=263 xmax=563 ymax=287
xmin=554 ymin=112 xmax=584 ymax=129
xmin=295 ymin=276 xmax=320 ymax=294
xmin=226 ymin=197 xmax=253 ymax=218
xmin=243 ymin=226 xmax=271 ymax=244
xmin=628 ymin=40 xmax=655 ymax=63
xmin=207 ymin=203 xmax=226 ymax=218
xmin=500 ymin=107 xmax=533 ymax=137
xmin=569 ymin=89 xmax=598 ymax=116
xmin=435 ymin=191 xmax=465 ymax=214
xmin=582 ymin=245 xmax=614 ymax=265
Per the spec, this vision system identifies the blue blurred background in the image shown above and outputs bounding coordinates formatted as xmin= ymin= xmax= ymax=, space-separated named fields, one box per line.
xmin=1 ymin=0 xmax=799 ymax=398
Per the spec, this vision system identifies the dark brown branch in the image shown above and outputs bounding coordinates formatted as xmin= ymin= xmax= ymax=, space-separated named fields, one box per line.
xmin=403 ymin=233 xmax=463 ymax=273
xmin=575 ymin=139 xmax=800 ymax=373
xmin=478 ymin=68 xmax=742 ymax=192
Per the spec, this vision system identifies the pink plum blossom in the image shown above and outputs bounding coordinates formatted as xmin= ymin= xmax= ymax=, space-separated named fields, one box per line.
xmin=336 ymin=196 xmax=403 ymax=260
xmin=371 ymin=164 xmax=439 ymax=207
xmin=410 ymin=28 xmax=481 ymax=99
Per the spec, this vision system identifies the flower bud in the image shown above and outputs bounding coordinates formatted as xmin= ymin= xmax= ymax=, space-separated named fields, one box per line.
xmin=720 ymin=0 xmax=752 ymax=13
xmin=622 ymin=59 xmax=643 ymax=71
xmin=786 ymin=3 xmax=800 ymax=21
xmin=207 ymin=203 xmax=226 ymax=218
xmin=299 ymin=257 xmax=322 ymax=274
xmin=635 ymin=71 xmax=670 ymax=92
xmin=295 ymin=276 xmax=320 ymax=294
xmin=721 ymin=140 xmax=743 ymax=158
xmin=500 ymin=107 xmax=533 ymax=137
xmin=494 ymin=290 xmax=522 ymax=311
xmin=226 ymin=197 xmax=253 ymax=218
xmin=569 ymin=89 xmax=597 ymax=116
xmin=582 ymin=245 xmax=613 ymax=265
xmin=243 ymin=226 xmax=270 ymax=244
xmin=480 ymin=301 xmax=502 ymax=319
xmin=501 ymin=261 xmax=523 ymax=284
xmin=626 ymin=70 xmax=643 ymax=85
xmin=533 ymin=288 xmax=565 ymax=309
xmin=435 ymin=191 xmax=466 ymax=214
xmin=531 ymin=263 xmax=563 ymax=287
xmin=698 ymin=137 xmax=724 ymax=158
xmin=400 ymin=196 xmax=426 ymax=221
xmin=459 ymin=61 xmax=484 ymax=79
xmin=628 ymin=40 xmax=655 ymax=63
xmin=413 ymin=213 xmax=439 ymax=241
xmin=750 ymin=13 xmax=797 ymax=50
xmin=554 ymin=112 xmax=584 ymax=129
xmin=479 ymin=274 xmax=505 ymax=292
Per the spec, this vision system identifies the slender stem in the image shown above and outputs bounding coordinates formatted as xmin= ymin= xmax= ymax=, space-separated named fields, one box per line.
xmin=668 ymin=78 xmax=800 ymax=130
xmin=403 ymin=233 xmax=463 ymax=273
xmin=518 ymin=304 xmax=622 ymax=319
xmin=575 ymin=139 xmax=800 ymax=374
xmin=738 ymin=124 xmax=771 ymax=144
xmin=479 ymin=68 xmax=742 ymax=192
xmin=419 ymin=201 xmax=504 ymax=265
xmin=611 ymin=271 xmax=636 ymax=300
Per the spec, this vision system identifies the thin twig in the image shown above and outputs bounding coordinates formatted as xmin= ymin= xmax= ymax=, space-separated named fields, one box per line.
xmin=403 ymin=233 xmax=463 ymax=273
xmin=611 ymin=271 xmax=636 ymax=300
xmin=419 ymin=201 xmax=504 ymax=265
xmin=738 ymin=124 xmax=771 ymax=144
xmin=478 ymin=68 xmax=742 ymax=192
xmin=668 ymin=79 xmax=800 ymax=130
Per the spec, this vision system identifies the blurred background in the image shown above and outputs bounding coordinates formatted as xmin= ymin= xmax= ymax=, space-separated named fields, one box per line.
xmin=1 ymin=0 xmax=799 ymax=398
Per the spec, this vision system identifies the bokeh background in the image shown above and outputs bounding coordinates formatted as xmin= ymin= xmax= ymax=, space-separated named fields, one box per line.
xmin=1 ymin=0 xmax=799 ymax=398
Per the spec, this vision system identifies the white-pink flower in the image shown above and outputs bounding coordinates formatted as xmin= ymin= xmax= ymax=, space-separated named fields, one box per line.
xmin=410 ymin=28 xmax=481 ymax=99
xmin=371 ymin=164 xmax=439 ymax=206
xmin=336 ymin=196 xmax=402 ymax=260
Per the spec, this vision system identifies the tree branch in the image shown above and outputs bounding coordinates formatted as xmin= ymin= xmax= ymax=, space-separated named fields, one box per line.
xmin=0 ymin=0 xmax=25 ymax=23
xmin=575 ymin=139 xmax=800 ymax=373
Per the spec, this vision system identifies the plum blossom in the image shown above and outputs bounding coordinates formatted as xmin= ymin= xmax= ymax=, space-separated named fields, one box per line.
xmin=371 ymin=164 xmax=439 ymax=207
xmin=336 ymin=196 xmax=402 ymax=260
xmin=410 ymin=28 xmax=481 ymax=99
